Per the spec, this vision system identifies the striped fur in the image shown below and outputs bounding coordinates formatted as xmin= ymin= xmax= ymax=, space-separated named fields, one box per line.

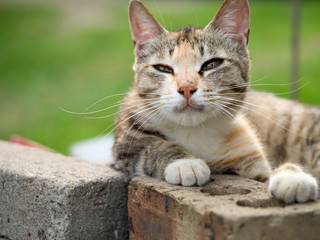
xmin=113 ymin=0 xmax=318 ymax=204
xmin=244 ymin=91 xmax=320 ymax=182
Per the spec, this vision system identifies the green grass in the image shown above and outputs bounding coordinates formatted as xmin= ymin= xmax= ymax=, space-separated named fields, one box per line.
xmin=1 ymin=1 xmax=320 ymax=154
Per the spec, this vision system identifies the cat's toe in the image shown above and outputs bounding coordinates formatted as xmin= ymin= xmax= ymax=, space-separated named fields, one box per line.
xmin=164 ymin=164 xmax=181 ymax=185
xmin=164 ymin=159 xmax=210 ymax=186
xmin=180 ymin=163 xmax=197 ymax=186
xmin=268 ymin=171 xmax=318 ymax=204
xmin=295 ymin=174 xmax=318 ymax=202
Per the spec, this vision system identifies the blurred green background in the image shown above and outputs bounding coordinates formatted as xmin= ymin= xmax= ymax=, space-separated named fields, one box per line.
xmin=1 ymin=0 xmax=319 ymax=154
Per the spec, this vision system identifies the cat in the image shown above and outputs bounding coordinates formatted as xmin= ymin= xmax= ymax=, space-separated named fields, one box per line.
xmin=112 ymin=0 xmax=319 ymax=204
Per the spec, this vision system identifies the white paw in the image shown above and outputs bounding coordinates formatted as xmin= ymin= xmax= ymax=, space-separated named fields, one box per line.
xmin=268 ymin=171 xmax=318 ymax=204
xmin=164 ymin=159 xmax=210 ymax=186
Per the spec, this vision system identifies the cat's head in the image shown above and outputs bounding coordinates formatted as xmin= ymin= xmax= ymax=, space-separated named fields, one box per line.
xmin=129 ymin=0 xmax=250 ymax=126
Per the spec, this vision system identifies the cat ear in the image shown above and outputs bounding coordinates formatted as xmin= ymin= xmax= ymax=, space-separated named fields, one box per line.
xmin=129 ymin=0 xmax=167 ymax=51
xmin=205 ymin=0 xmax=250 ymax=45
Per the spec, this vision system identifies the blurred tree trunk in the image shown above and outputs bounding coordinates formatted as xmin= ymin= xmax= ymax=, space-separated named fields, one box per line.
xmin=291 ymin=0 xmax=300 ymax=100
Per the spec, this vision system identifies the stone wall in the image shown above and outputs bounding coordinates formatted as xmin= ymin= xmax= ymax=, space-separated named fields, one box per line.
xmin=1 ymin=141 xmax=320 ymax=240
xmin=0 ymin=141 xmax=128 ymax=240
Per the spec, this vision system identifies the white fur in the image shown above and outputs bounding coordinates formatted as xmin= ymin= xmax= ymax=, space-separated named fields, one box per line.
xmin=69 ymin=136 xmax=114 ymax=165
xmin=158 ymin=117 xmax=231 ymax=162
xmin=157 ymin=114 xmax=257 ymax=166
xmin=164 ymin=159 xmax=211 ymax=186
xmin=269 ymin=170 xmax=318 ymax=204
xmin=159 ymin=87 xmax=222 ymax=127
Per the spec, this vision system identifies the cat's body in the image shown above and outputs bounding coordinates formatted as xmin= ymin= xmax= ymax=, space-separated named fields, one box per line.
xmin=244 ymin=91 xmax=320 ymax=180
xmin=113 ymin=0 xmax=319 ymax=204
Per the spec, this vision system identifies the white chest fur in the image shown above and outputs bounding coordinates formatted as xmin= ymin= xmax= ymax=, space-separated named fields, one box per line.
xmin=159 ymin=118 xmax=232 ymax=162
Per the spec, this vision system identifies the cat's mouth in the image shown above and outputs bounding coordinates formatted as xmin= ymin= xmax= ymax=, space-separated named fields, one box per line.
xmin=176 ymin=101 xmax=204 ymax=113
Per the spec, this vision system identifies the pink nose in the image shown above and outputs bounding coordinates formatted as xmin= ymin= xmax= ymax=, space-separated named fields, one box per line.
xmin=178 ymin=86 xmax=197 ymax=99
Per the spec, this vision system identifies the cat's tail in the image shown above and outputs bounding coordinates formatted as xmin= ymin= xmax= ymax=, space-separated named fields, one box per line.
xmin=69 ymin=136 xmax=115 ymax=165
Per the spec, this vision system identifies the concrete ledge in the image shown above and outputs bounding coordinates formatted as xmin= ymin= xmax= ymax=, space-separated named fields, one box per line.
xmin=128 ymin=175 xmax=320 ymax=240
xmin=3 ymin=139 xmax=320 ymax=240
xmin=0 ymin=141 xmax=128 ymax=240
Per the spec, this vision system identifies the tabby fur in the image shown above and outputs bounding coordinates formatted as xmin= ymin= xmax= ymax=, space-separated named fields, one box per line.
xmin=112 ymin=0 xmax=319 ymax=204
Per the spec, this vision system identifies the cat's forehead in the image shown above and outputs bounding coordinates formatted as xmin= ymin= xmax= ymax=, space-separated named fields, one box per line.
xmin=149 ymin=27 xmax=219 ymax=60
xmin=169 ymin=27 xmax=216 ymax=52
xmin=137 ymin=26 xmax=242 ymax=65
xmin=175 ymin=27 xmax=202 ymax=44
xmin=159 ymin=27 xmax=221 ymax=60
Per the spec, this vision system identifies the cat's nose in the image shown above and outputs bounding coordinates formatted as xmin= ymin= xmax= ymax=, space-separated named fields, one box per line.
xmin=178 ymin=86 xmax=197 ymax=99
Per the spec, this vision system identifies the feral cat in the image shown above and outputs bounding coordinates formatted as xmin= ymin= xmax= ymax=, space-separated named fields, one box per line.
xmin=112 ymin=0 xmax=319 ymax=204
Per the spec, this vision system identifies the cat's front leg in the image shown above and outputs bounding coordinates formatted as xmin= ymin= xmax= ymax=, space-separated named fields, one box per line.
xmin=269 ymin=163 xmax=318 ymax=204
xmin=211 ymin=151 xmax=272 ymax=182
xmin=136 ymin=140 xmax=211 ymax=186
xmin=210 ymin=115 xmax=273 ymax=182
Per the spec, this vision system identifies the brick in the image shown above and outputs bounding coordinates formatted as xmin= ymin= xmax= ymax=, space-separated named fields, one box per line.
xmin=0 ymin=141 xmax=128 ymax=240
xmin=128 ymin=175 xmax=320 ymax=240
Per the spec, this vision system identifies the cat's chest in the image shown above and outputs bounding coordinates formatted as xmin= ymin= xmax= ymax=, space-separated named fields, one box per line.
xmin=160 ymin=123 xmax=228 ymax=162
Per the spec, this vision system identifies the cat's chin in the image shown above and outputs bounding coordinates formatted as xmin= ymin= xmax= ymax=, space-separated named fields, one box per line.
xmin=165 ymin=109 xmax=211 ymax=127
xmin=174 ymin=102 xmax=205 ymax=113
xmin=177 ymin=105 xmax=201 ymax=113
xmin=162 ymin=106 xmax=231 ymax=127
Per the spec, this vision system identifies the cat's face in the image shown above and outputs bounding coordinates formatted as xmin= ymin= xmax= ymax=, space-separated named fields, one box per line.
xmin=129 ymin=0 xmax=250 ymax=126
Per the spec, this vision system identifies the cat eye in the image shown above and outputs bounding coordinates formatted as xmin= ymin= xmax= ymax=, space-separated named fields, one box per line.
xmin=199 ymin=58 xmax=224 ymax=74
xmin=153 ymin=64 xmax=174 ymax=74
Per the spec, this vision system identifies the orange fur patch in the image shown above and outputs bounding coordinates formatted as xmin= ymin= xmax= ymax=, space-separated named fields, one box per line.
xmin=224 ymin=126 xmax=248 ymax=143
xmin=217 ymin=150 xmax=260 ymax=167
xmin=218 ymin=141 xmax=250 ymax=156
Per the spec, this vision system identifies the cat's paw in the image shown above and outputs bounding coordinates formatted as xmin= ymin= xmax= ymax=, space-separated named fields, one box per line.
xmin=164 ymin=159 xmax=210 ymax=186
xmin=268 ymin=171 xmax=318 ymax=204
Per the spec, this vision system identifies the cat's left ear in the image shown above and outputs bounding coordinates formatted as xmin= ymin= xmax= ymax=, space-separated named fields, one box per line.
xmin=129 ymin=0 xmax=167 ymax=52
xmin=205 ymin=0 xmax=250 ymax=46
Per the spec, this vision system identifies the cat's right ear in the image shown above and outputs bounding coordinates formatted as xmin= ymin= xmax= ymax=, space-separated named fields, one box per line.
xmin=129 ymin=0 xmax=166 ymax=52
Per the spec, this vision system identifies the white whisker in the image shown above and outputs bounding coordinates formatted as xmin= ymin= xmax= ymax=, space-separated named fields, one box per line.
xmin=82 ymin=93 xmax=127 ymax=112
xmin=217 ymin=99 xmax=320 ymax=141
xmin=60 ymin=97 xmax=162 ymax=116
xmin=96 ymin=102 xmax=162 ymax=142
xmin=126 ymin=105 xmax=167 ymax=153
xmin=85 ymin=100 xmax=163 ymax=119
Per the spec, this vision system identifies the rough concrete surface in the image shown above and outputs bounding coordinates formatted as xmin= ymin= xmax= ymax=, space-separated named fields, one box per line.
xmin=128 ymin=175 xmax=320 ymax=240
xmin=0 ymin=141 xmax=128 ymax=240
